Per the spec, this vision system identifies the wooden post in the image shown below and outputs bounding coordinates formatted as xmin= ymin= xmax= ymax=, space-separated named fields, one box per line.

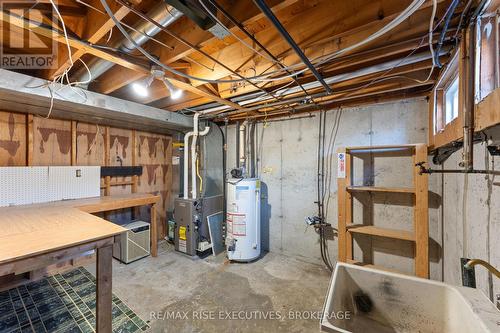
xmin=104 ymin=126 xmax=111 ymax=196
xmin=96 ymin=244 xmax=113 ymax=333
xmin=26 ymin=114 xmax=33 ymax=166
xmin=337 ymin=148 xmax=352 ymax=262
xmin=71 ymin=121 xmax=77 ymax=166
xmin=131 ymin=130 xmax=138 ymax=194
xmin=131 ymin=130 xmax=139 ymax=217
xmin=414 ymin=144 xmax=429 ymax=278
xmin=151 ymin=203 xmax=157 ymax=257
xmin=345 ymin=151 xmax=353 ymax=261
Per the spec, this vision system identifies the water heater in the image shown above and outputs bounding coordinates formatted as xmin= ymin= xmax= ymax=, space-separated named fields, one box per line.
xmin=226 ymin=178 xmax=261 ymax=261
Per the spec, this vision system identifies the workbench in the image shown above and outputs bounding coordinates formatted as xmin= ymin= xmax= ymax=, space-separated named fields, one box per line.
xmin=0 ymin=193 xmax=160 ymax=332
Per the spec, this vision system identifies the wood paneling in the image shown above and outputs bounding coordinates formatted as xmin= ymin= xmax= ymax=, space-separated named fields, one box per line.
xmin=475 ymin=88 xmax=500 ymax=131
xmin=76 ymin=123 xmax=105 ymax=166
xmin=0 ymin=111 xmax=173 ymax=241
xmin=33 ymin=117 xmax=71 ymax=166
xmin=137 ymin=131 xmax=172 ymax=239
xmin=0 ymin=111 xmax=26 ymax=166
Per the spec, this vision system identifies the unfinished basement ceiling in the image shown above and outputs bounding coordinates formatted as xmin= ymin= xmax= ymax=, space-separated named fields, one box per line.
xmin=0 ymin=0 xmax=477 ymax=121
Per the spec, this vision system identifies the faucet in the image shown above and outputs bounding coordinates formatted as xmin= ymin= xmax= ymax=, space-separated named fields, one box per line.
xmin=464 ymin=259 xmax=500 ymax=279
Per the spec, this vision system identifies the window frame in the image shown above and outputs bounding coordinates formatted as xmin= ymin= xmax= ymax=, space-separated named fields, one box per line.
xmin=429 ymin=45 xmax=466 ymax=149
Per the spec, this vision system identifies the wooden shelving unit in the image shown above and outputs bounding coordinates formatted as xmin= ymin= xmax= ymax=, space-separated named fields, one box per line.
xmin=347 ymin=186 xmax=415 ymax=194
xmin=337 ymin=144 xmax=429 ymax=278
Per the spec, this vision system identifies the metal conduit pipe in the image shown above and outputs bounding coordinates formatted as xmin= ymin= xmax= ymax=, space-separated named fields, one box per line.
xmin=183 ymin=113 xmax=200 ymax=199
xmin=191 ymin=124 xmax=210 ymax=199
xmin=461 ymin=26 xmax=475 ymax=171
xmin=252 ymin=0 xmax=332 ymax=94
xmin=235 ymin=121 xmax=240 ymax=169
xmin=183 ymin=131 xmax=194 ymax=199
xmin=196 ymin=49 xmax=451 ymax=116
xmin=73 ymin=2 xmax=182 ymax=84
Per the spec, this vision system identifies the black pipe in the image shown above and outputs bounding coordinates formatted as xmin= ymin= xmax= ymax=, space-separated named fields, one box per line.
xmin=421 ymin=169 xmax=500 ymax=175
xmin=235 ymin=121 xmax=240 ymax=169
xmin=215 ymin=121 xmax=227 ymax=238
xmin=435 ymin=0 xmax=461 ymax=67
xmin=210 ymin=0 xmax=313 ymax=99
xmin=115 ymin=0 xmax=298 ymax=111
xmin=252 ymin=0 xmax=332 ymax=94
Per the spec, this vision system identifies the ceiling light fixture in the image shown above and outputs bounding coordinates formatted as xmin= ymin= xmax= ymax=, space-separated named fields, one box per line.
xmin=132 ymin=75 xmax=154 ymax=97
xmin=163 ymin=78 xmax=183 ymax=100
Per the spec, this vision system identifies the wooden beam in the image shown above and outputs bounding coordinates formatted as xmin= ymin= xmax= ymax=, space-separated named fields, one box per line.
xmin=47 ymin=1 xmax=135 ymax=79
xmin=26 ymin=114 xmax=33 ymax=166
xmin=104 ymin=126 xmax=111 ymax=196
xmin=7 ymin=3 xmax=87 ymax=17
xmin=414 ymin=143 xmax=429 ymax=278
xmin=0 ymin=237 xmax=114 ymax=276
xmin=71 ymin=120 xmax=77 ymax=166
xmin=227 ymin=86 xmax=432 ymax=121
xmin=92 ymin=0 xmax=301 ymax=95
xmin=96 ymin=244 xmax=113 ymax=333
xmin=141 ymin=0 xmax=450 ymax=105
xmin=151 ymin=203 xmax=157 ymax=257
xmin=0 ymin=10 xmax=245 ymax=110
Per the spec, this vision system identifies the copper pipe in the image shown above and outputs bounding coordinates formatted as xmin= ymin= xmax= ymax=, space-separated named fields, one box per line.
xmin=464 ymin=259 xmax=500 ymax=279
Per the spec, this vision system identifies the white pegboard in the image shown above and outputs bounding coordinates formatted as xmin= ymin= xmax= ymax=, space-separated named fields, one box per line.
xmin=48 ymin=166 xmax=100 ymax=200
xmin=0 ymin=167 xmax=49 ymax=207
xmin=0 ymin=166 xmax=100 ymax=207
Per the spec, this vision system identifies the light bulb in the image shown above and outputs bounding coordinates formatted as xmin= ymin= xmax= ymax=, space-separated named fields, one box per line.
xmin=132 ymin=81 xmax=148 ymax=97
xmin=163 ymin=78 xmax=183 ymax=100
xmin=170 ymin=89 xmax=183 ymax=100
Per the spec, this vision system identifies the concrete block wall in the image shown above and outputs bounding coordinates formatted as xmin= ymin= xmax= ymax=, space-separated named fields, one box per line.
xmin=226 ymin=97 xmax=500 ymax=300
xmin=226 ymin=98 xmax=443 ymax=278
xmin=431 ymin=127 xmax=500 ymax=301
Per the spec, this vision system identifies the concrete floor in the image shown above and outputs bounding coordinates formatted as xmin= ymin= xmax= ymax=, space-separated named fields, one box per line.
xmin=88 ymin=242 xmax=332 ymax=333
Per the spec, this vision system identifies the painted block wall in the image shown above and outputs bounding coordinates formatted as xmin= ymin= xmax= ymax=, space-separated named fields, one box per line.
xmin=431 ymin=127 xmax=500 ymax=301
xmin=226 ymin=98 xmax=441 ymax=276
xmin=0 ymin=111 xmax=173 ymax=239
xmin=227 ymin=97 xmax=500 ymax=300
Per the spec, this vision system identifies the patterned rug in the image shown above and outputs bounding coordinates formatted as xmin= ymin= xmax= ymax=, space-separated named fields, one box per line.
xmin=0 ymin=267 xmax=149 ymax=333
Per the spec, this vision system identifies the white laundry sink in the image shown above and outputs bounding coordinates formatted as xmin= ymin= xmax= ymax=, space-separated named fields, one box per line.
xmin=321 ymin=263 xmax=500 ymax=333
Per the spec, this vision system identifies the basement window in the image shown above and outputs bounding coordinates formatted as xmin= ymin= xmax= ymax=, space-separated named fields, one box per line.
xmin=444 ymin=76 xmax=459 ymax=124
xmin=433 ymin=51 xmax=460 ymax=134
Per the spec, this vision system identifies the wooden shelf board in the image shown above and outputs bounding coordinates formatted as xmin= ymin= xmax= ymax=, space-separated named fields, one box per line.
xmin=346 ymin=144 xmax=418 ymax=152
xmin=347 ymin=186 xmax=415 ymax=194
xmin=346 ymin=224 xmax=415 ymax=241
xmin=346 ymin=259 xmax=409 ymax=275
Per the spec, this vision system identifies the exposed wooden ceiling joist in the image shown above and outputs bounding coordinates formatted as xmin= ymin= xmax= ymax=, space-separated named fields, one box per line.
xmin=118 ymin=0 xmax=451 ymax=106
xmin=0 ymin=8 xmax=246 ymax=111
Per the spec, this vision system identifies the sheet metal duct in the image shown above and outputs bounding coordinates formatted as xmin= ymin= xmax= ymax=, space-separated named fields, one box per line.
xmin=73 ymin=2 xmax=183 ymax=84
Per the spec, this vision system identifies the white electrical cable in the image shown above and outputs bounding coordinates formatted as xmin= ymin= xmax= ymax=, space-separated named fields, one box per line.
xmin=99 ymin=0 xmax=425 ymax=84
xmin=34 ymin=1 xmax=92 ymax=118
xmin=198 ymin=0 xmax=280 ymax=65
xmin=49 ymin=0 xmax=73 ymax=66
xmin=206 ymin=0 xmax=453 ymax=113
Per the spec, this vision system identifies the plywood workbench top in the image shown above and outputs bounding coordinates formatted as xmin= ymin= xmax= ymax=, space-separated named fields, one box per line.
xmin=0 ymin=193 xmax=160 ymax=265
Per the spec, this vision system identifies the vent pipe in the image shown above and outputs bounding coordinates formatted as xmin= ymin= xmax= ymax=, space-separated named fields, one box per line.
xmin=73 ymin=3 xmax=182 ymax=84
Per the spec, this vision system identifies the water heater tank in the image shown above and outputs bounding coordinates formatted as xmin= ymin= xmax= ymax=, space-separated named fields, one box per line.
xmin=226 ymin=178 xmax=261 ymax=261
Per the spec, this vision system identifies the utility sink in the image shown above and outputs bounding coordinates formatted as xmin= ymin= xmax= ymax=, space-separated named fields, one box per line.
xmin=321 ymin=263 xmax=500 ymax=333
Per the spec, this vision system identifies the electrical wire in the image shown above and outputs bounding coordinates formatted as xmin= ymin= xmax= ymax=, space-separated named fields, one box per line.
xmin=101 ymin=0 xmax=426 ymax=84
xmin=76 ymin=0 xmax=175 ymax=51
xmin=204 ymin=0 xmax=323 ymax=113
xmin=428 ymin=0 xmax=438 ymax=68
xmin=198 ymin=0 xmax=279 ymax=65
xmin=204 ymin=20 xmax=458 ymax=116
xmin=219 ymin=0 xmax=460 ymax=115
xmin=112 ymin=0 xmax=297 ymax=110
